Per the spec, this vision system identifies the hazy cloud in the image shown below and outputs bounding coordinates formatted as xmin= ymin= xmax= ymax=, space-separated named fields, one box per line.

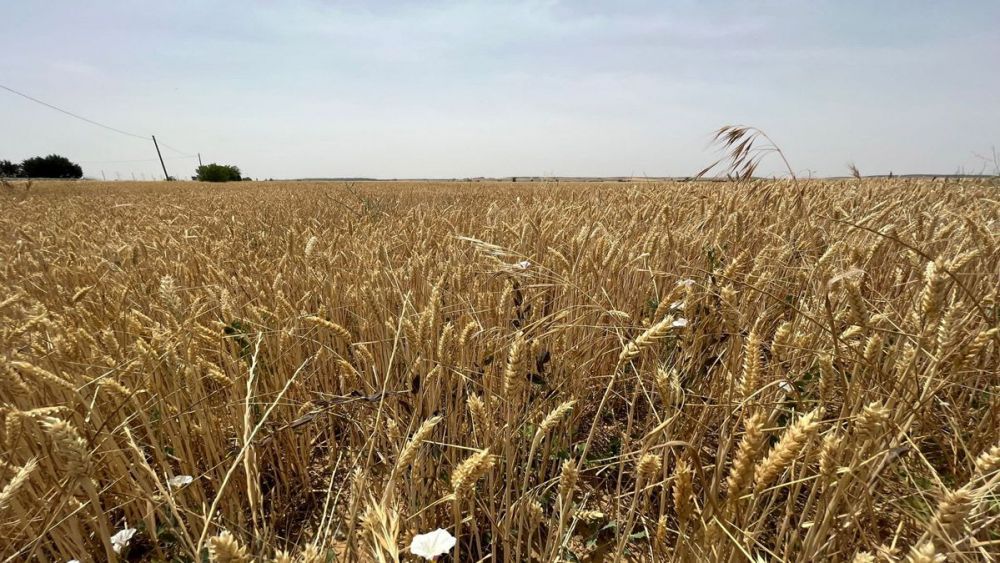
xmin=2 ymin=1 xmax=998 ymax=179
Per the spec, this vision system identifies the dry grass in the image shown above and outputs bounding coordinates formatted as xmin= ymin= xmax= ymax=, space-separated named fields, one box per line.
xmin=0 ymin=178 xmax=998 ymax=561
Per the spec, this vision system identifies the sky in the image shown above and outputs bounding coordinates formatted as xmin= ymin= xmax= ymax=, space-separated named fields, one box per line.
xmin=2 ymin=1 xmax=999 ymax=180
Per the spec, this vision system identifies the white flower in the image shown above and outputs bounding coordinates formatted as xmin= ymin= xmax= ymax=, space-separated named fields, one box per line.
xmin=669 ymin=300 xmax=684 ymax=311
xmin=410 ymin=528 xmax=456 ymax=559
xmin=677 ymin=278 xmax=696 ymax=287
xmin=671 ymin=318 xmax=689 ymax=328
xmin=778 ymin=381 xmax=794 ymax=393
xmin=68 ymin=560 xmax=81 ymax=563
xmin=110 ymin=527 xmax=137 ymax=554
xmin=167 ymin=474 xmax=193 ymax=488
xmin=516 ymin=260 xmax=531 ymax=269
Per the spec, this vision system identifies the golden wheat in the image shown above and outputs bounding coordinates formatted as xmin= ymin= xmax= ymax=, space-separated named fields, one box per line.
xmin=0 ymin=178 xmax=996 ymax=561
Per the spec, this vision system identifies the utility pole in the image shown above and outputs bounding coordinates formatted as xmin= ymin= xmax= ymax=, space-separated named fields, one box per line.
xmin=198 ymin=153 xmax=203 ymax=167
xmin=152 ymin=135 xmax=170 ymax=180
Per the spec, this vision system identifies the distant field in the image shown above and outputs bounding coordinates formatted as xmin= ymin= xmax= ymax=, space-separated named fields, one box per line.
xmin=1 ymin=179 xmax=998 ymax=561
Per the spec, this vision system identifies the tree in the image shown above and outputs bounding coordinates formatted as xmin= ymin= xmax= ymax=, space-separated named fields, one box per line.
xmin=195 ymin=163 xmax=242 ymax=182
xmin=0 ymin=160 xmax=21 ymax=177
xmin=20 ymin=154 xmax=83 ymax=179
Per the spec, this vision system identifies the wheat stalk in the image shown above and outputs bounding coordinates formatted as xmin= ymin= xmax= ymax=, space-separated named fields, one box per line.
xmin=754 ymin=409 xmax=822 ymax=492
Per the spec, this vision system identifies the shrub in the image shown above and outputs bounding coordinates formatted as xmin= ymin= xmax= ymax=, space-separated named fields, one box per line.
xmin=19 ymin=154 xmax=82 ymax=178
xmin=195 ymin=163 xmax=242 ymax=182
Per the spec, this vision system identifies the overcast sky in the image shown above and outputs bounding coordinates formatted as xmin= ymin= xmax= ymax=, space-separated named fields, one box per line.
xmin=2 ymin=1 xmax=999 ymax=179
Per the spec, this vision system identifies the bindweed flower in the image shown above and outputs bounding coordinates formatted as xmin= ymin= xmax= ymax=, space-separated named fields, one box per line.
xmin=671 ymin=317 xmax=689 ymax=328
xmin=516 ymin=260 xmax=531 ymax=269
xmin=677 ymin=278 xmax=696 ymax=287
xmin=167 ymin=474 xmax=193 ymax=488
xmin=110 ymin=527 xmax=136 ymax=554
xmin=410 ymin=528 xmax=456 ymax=560
xmin=669 ymin=300 xmax=684 ymax=311
xmin=778 ymin=380 xmax=794 ymax=394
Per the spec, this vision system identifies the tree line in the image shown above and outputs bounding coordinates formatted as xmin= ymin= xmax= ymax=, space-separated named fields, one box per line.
xmin=2 ymin=153 xmax=247 ymax=182
xmin=1 ymin=154 xmax=83 ymax=178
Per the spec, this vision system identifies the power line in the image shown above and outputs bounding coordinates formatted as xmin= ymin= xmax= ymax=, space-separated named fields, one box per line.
xmin=157 ymin=141 xmax=196 ymax=158
xmin=0 ymin=82 xmax=150 ymax=141
xmin=1 ymin=82 xmax=201 ymax=177
xmin=78 ymin=155 xmax=199 ymax=164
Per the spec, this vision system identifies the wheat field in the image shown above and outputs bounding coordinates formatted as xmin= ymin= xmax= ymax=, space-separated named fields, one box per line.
xmin=1 ymin=179 xmax=998 ymax=562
